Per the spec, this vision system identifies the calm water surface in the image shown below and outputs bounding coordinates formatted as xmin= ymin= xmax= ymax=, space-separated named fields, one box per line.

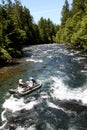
xmin=0 ymin=44 xmax=87 ymax=130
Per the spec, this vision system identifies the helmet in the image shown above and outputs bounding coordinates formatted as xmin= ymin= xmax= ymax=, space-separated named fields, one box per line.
xmin=19 ymin=79 xmax=22 ymax=82
xmin=29 ymin=77 xmax=34 ymax=81
xmin=19 ymin=79 xmax=23 ymax=83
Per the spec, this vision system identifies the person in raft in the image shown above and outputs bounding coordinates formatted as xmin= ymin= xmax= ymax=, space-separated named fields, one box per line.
xmin=29 ymin=77 xmax=37 ymax=84
xmin=26 ymin=77 xmax=37 ymax=88
xmin=18 ymin=79 xmax=27 ymax=87
xmin=18 ymin=77 xmax=36 ymax=88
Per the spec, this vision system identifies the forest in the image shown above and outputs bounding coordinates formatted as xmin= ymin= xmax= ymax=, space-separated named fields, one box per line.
xmin=56 ymin=0 xmax=87 ymax=50
xmin=0 ymin=0 xmax=87 ymax=65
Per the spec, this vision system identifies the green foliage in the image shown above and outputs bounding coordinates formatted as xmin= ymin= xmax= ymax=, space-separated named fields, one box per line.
xmin=0 ymin=48 xmax=11 ymax=64
xmin=61 ymin=0 xmax=70 ymax=26
xmin=56 ymin=0 xmax=87 ymax=50
xmin=38 ymin=17 xmax=56 ymax=43
xmin=56 ymin=27 xmax=63 ymax=43
xmin=72 ymin=0 xmax=85 ymax=13
xmin=0 ymin=0 xmax=33 ymax=65
xmin=71 ymin=14 xmax=87 ymax=49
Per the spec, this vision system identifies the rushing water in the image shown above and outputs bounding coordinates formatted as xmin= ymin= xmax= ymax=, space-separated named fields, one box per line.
xmin=0 ymin=44 xmax=87 ymax=130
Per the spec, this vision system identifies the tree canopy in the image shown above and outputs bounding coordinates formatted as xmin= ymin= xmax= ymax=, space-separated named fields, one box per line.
xmin=56 ymin=0 xmax=87 ymax=51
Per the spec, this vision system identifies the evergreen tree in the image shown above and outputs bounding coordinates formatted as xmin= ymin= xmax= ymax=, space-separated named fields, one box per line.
xmin=56 ymin=0 xmax=87 ymax=50
xmin=61 ymin=0 xmax=70 ymax=26
xmin=72 ymin=0 xmax=85 ymax=13
xmin=38 ymin=17 xmax=56 ymax=43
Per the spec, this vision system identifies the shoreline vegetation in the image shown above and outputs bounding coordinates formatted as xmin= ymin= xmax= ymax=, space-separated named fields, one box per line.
xmin=0 ymin=0 xmax=87 ymax=67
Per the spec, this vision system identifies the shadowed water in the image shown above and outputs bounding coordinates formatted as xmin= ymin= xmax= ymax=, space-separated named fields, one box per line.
xmin=0 ymin=44 xmax=87 ymax=130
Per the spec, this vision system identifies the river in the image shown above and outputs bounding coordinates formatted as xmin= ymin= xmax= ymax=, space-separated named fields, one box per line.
xmin=0 ymin=44 xmax=87 ymax=130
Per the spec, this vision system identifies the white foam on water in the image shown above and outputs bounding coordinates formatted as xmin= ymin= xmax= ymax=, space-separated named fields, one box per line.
xmin=2 ymin=95 xmax=38 ymax=113
xmin=0 ymin=109 xmax=8 ymax=130
xmin=68 ymin=127 xmax=77 ymax=130
xmin=16 ymin=126 xmax=25 ymax=130
xmin=47 ymin=101 xmax=64 ymax=111
xmin=47 ymin=101 xmax=74 ymax=117
xmin=73 ymin=57 xmax=86 ymax=63
xmin=58 ymin=48 xmax=80 ymax=56
xmin=40 ymin=91 xmax=50 ymax=100
xmin=26 ymin=58 xmax=43 ymax=63
xmin=84 ymin=65 xmax=87 ymax=69
xmin=0 ymin=121 xmax=7 ymax=130
xmin=47 ymin=55 xmax=52 ymax=58
xmin=1 ymin=95 xmax=39 ymax=129
xmin=50 ymin=77 xmax=87 ymax=104
xmin=16 ymin=125 xmax=36 ymax=130
xmin=80 ymin=64 xmax=87 ymax=74
xmin=81 ymin=70 xmax=87 ymax=73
